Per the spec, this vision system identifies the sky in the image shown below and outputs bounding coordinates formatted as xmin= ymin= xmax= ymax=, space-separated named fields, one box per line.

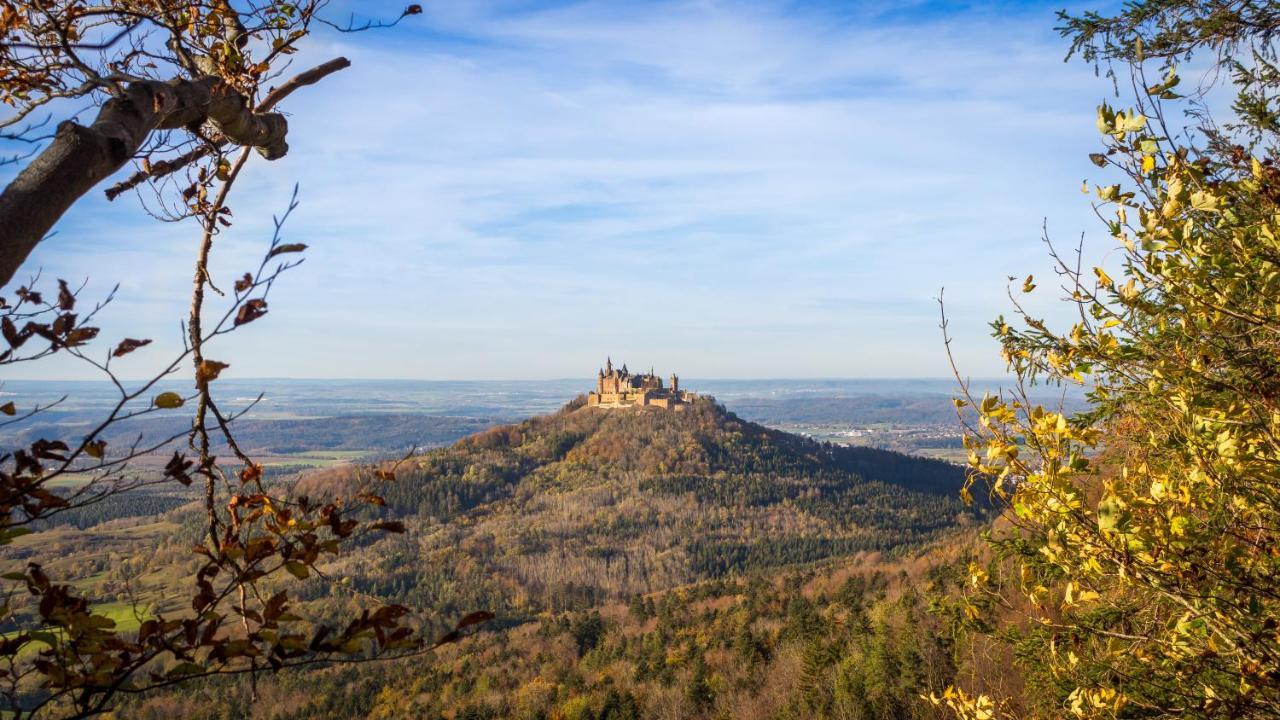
xmin=4 ymin=0 xmax=1128 ymax=381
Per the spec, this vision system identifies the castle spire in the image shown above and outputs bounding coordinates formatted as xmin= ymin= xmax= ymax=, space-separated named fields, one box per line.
xmin=606 ymin=356 xmax=613 ymax=374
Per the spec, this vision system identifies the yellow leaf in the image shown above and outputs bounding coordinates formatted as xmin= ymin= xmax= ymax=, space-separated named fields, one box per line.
xmin=1118 ymin=112 xmax=1147 ymax=133
xmin=1190 ymin=190 xmax=1219 ymax=212
xmin=154 ymin=392 xmax=184 ymax=409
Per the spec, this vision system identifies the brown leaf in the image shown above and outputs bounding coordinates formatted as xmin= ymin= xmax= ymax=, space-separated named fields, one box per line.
xmin=1 ymin=317 xmax=19 ymax=347
xmin=455 ymin=610 xmax=494 ymax=630
xmin=234 ymin=273 xmax=253 ymax=293
xmin=84 ymin=440 xmax=106 ymax=459
xmin=196 ymin=360 xmax=230 ymax=388
xmin=368 ymin=520 xmax=405 ymax=533
xmin=0 ymin=402 xmax=14 ymax=416
xmin=234 ymin=298 xmax=268 ymax=326
xmin=267 ymin=243 xmax=307 ymax=259
xmin=56 ymin=280 xmax=74 ymax=311
xmin=112 ymin=338 xmax=152 ymax=357
xmin=64 ymin=326 xmax=99 ymax=346
xmin=239 ymin=464 xmax=263 ymax=484
xmin=165 ymin=452 xmax=195 ymax=485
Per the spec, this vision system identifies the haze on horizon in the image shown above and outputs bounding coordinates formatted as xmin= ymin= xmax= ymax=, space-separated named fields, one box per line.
xmin=3 ymin=0 xmax=1115 ymax=382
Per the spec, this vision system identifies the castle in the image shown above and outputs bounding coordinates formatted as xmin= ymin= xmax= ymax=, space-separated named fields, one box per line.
xmin=587 ymin=358 xmax=695 ymax=409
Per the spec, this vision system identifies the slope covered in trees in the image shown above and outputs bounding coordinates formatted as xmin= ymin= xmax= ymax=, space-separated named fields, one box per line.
xmin=121 ymin=544 xmax=991 ymax=720
xmin=293 ymin=396 xmax=975 ymax=613
xmin=99 ymin=395 xmax=978 ymax=717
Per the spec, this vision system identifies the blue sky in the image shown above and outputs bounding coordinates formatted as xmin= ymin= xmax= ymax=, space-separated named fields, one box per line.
xmin=7 ymin=0 xmax=1124 ymax=380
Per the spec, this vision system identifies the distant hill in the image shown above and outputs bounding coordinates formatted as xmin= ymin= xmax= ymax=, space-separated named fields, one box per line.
xmin=299 ymin=396 xmax=977 ymax=618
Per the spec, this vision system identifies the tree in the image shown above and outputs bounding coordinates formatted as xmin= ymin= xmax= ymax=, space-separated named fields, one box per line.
xmin=936 ymin=1 xmax=1280 ymax=717
xmin=0 ymin=2 xmax=491 ymax=718
xmin=0 ymin=0 xmax=420 ymax=285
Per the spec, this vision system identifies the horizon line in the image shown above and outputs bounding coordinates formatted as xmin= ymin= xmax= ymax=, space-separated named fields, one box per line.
xmin=0 ymin=375 xmax=1004 ymax=384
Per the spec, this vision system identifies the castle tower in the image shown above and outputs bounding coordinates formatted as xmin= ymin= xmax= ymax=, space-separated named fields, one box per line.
xmin=670 ymin=373 xmax=679 ymax=393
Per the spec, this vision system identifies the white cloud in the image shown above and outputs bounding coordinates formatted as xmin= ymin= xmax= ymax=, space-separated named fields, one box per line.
xmin=5 ymin=0 xmax=1119 ymax=380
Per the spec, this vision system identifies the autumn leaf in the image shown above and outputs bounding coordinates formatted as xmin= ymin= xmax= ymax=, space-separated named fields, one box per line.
xmin=266 ymin=243 xmax=307 ymax=259
xmin=234 ymin=298 xmax=268 ymax=326
xmin=455 ymin=611 xmax=494 ymax=630
xmin=196 ymin=360 xmax=230 ymax=388
xmin=56 ymin=279 xmax=74 ymax=311
xmin=368 ymin=520 xmax=406 ymax=533
xmin=112 ymin=338 xmax=152 ymax=357
xmin=64 ymin=326 xmax=99 ymax=346
xmin=154 ymin=392 xmax=184 ymax=409
xmin=164 ymin=452 xmax=194 ymax=485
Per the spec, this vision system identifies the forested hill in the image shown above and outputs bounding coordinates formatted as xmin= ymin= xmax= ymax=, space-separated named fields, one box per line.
xmin=118 ymin=396 xmax=980 ymax=718
xmin=299 ymin=396 xmax=977 ymax=618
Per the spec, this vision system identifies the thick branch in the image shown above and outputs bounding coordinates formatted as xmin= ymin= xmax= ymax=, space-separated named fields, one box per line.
xmin=104 ymin=57 xmax=352 ymax=200
xmin=0 ymin=77 xmax=289 ymax=287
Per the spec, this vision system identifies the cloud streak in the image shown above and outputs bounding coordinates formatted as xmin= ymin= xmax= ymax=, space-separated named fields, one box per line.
xmin=6 ymin=0 xmax=1115 ymax=381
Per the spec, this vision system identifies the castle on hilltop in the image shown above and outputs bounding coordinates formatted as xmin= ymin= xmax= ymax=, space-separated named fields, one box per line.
xmin=587 ymin=358 xmax=695 ymax=409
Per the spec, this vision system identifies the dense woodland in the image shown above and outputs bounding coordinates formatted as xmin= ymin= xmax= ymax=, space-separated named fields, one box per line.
xmin=26 ymin=396 xmax=972 ymax=718
xmin=117 ymin=535 xmax=994 ymax=720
